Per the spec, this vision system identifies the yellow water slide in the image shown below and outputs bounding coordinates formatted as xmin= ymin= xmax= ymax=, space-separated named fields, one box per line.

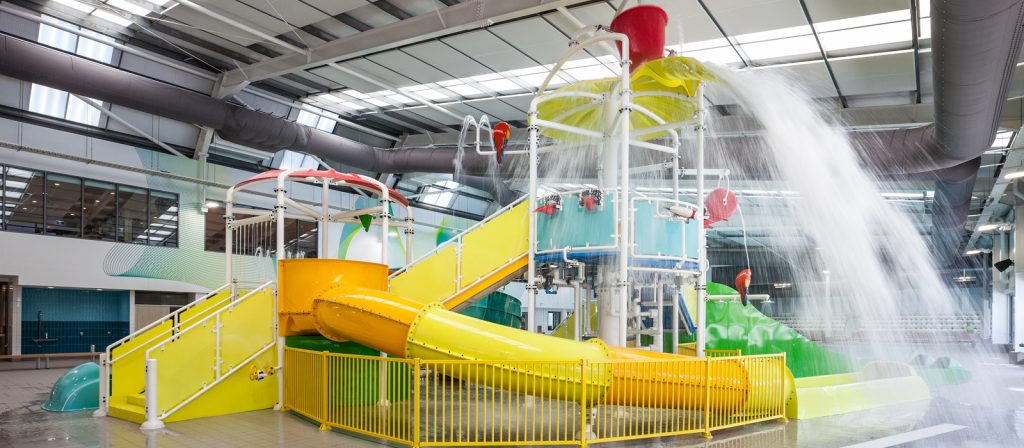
xmin=278 ymin=259 xmax=790 ymax=415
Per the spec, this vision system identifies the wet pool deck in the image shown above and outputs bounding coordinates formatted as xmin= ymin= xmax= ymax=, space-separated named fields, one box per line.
xmin=1 ymin=344 xmax=1021 ymax=447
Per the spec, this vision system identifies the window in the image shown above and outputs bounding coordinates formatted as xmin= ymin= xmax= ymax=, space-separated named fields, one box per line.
xmin=147 ymin=191 xmax=178 ymax=247
xmin=28 ymin=18 xmax=113 ymax=126
xmin=83 ymin=180 xmax=117 ymax=240
xmin=44 ymin=174 xmax=82 ymax=237
xmin=3 ymin=167 xmax=45 ymax=234
xmin=1 ymin=164 xmax=177 ymax=246
xmin=116 ymin=186 xmax=148 ymax=244
xmin=295 ymin=106 xmax=338 ymax=133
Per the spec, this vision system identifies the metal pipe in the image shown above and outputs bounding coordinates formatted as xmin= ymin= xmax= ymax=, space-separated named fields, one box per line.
xmin=617 ymin=35 xmax=631 ymax=348
xmin=695 ymin=82 xmax=707 ymax=358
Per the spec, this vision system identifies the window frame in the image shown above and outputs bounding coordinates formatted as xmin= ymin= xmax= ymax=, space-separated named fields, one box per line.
xmin=0 ymin=162 xmax=178 ymax=248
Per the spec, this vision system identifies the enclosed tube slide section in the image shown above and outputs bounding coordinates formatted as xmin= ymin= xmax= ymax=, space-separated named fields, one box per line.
xmin=280 ymin=259 xmax=788 ymax=414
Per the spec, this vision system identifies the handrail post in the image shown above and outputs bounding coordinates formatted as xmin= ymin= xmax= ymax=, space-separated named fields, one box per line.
xmin=413 ymin=358 xmax=421 ymax=448
xmin=579 ymin=359 xmax=588 ymax=448
xmin=320 ymin=350 xmax=329 ymax=430
xmin=778 ymin=353 xmax=788 ymax=423
xmin=701 ymin=357 xmax=711 ymax=439
xmin=140 ymin=359 xmax=164 ymax=430
xmin=92 ymin=353 xmax=108 ymax=417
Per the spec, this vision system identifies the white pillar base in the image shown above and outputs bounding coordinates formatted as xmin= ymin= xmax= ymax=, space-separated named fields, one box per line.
xmin=140 ymin=419 xmax=165 ymax=431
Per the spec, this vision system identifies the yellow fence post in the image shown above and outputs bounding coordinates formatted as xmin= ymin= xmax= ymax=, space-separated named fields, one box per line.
xmin=701 ymin=357 xmax=712 ymax=439
xmin=413 ymin=358 xmax=421 ymax=448
xmin=320 ymin=350 xmax=329 ymax=431
xmin=778 ymin=353 xmax=788 ymax=423
xmin=579 ymin=358 xmax=588 ymax=448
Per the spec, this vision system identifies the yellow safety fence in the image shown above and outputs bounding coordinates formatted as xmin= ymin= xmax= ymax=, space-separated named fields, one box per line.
xmin=283 ymin=347 xmax=786 ymax=447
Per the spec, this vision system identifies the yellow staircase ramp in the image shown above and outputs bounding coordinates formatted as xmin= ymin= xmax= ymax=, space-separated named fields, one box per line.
xmin=389 ymin=197 xmax=530 ymax=310
xmin=107 ymin=287 xmax=235 ymax=421
xmin=106 ymin=285 xmax=280 ymax=425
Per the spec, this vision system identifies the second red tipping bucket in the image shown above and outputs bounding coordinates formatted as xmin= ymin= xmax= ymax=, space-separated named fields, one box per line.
xmin=609 ymin=5 xmax=668 ymax=70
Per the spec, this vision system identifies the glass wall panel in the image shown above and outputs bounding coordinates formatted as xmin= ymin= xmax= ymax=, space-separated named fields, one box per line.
xmin=4 ymin=167 xmax=45 ymax=234
xmin=45 ymin=174 xmax=83 ymax=237
xmin=296 ymin=220 xmax=318 ymax=258
xmin=148 ymin=191 xmax=178 ymax=247
xmin=117 ymin=186 xmax=148 ymax=244
xmin=83 ymin=180 xmax=116 ymax=241
xmin=204 ymin=203 xmax=226 ymax=253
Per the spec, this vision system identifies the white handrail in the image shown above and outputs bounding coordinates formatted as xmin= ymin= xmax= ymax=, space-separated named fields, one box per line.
xmin=142 ymin=281 xmax=275 ymax=426
xmin=389 ymin=195 xmax=529 ymax=279
xmin=105 ymin=284 xmax=229 ymax=356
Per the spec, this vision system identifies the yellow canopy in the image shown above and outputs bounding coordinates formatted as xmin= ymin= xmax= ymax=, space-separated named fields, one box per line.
xmin=535 ymin=56 xmax=716 ymax=141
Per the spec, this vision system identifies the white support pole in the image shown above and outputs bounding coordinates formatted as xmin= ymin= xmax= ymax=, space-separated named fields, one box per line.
xmin=225 ymin=188 xmax=236 ymax=296
xmin=655 ymin=284 xmax=665 ymax=352
xmin=321 ymin=179 xmax=330 ymax=259
xmin=671 ymin=284 xmax=680 ymax=354
xmin=695 ymin=83 xmax=708 ymax=358
xmin=616 ymin=37 xmax=632 ymax=348
xmin=526 ymin=107 xmax=540 ymax=333
xmin=92 ymin=353 xmax=108 ymax=417
xmin=273 ymin=173 xmax=290 ymax=411
xmin=140 ymin=359 xmax=164 ymax=430
xmin=572 ymin=278 xmax=583 ymax=341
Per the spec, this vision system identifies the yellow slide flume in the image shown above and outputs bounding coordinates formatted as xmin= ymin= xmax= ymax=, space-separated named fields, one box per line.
xmin=280 ymin=259 xmax=789 ymax=414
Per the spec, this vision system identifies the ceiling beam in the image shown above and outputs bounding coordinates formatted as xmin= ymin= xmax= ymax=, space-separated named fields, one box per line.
xmin=796 ymin=0 xmax=848 ymax=108
xmin=218 ymin=0 xmax=594 ymax=90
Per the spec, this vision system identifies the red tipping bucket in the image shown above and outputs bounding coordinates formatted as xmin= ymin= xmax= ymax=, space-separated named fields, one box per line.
xmin=609 ymin=5 xmax=668 ymax=70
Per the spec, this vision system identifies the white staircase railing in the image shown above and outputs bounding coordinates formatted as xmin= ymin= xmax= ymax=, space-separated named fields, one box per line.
xmin=140 ymin=281 xmax=277 ymax=430
xmin=94 ymin=284 xmax=231 ymax=417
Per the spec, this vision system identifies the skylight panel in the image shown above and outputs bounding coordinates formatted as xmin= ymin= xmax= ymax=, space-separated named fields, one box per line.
xmin=442 ymin=83 xmax=483 ymax=97
xmin=741 ymin=35 xmax=819 ymax=61
xmin=365 ymin=98 xmax=389 ymax=107
xmin=387 ymin=94 xmax=417 ymax=104
xmin=108 ymin=0 xmax=153 ymax=16
xmin=92 ymin=9 xmax=134 ymax=27
xmin=679 ymin=38 xmax=731 ymax=52
xmin=815 ymin=10 xmax=910 ymax=32
xmin=343 ymin=89 xmax=369 ymax=99
xmin=28 ymin=85 xmax=68 ymax=118
xmin=402 ymin=86 xmax=449 ymax=101
xmin=471 ymin=73 xmax=502 ymax=82
xmin=54 ymin=0 xmax=95 ymax=14
xmin=479 ymin=78 xmax=521 ymax=93
xmin=993 ymin=131 xmax=1014 ymax=148
xmin=316 ymin=111 xmax=338 ymax=133
xmin=563 ymin=65 xmax=615 ymax=81
xmin=76 ymin=34 xmax=114 ymax=63
xmin=507 ymin=66 xmax=547 ymax=77
xmin=65 ymin=95 xmax=102 ymax=126
xmin=38 ymin=23 xmax=77 ymax=52
xmin=315 ymin=93 xmax=345 ymax=103
xmin=295 ymin=109 xmax=321 ymax=127
xmin=734 ymin=25 xmax=811 ymax=44
xmin=517 ymin=73 xmax=567 ymax=88
xmin=819 ymin=21 xmax=912 ymax=52
xmin=339 ymin=101 xmax=366 ymax=110
xmin=684 ymin=46 xmax=743 ymax=65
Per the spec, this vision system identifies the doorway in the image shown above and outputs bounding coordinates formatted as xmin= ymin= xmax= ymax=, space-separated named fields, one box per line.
xmin=1 ymin=282 xmax=10 ymax=355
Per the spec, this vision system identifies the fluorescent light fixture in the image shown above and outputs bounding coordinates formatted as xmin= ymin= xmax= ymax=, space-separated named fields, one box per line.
xmin=964 ymin=249 xmax=982 ymax=255
xmin=772 ymin=282 xmax=793 ymax=289
xmin=108 ymin=0 xmax=153 ymax=16
xmin=978 ymin=223 xmax=1011 ymax=232
xmin=1003 ymin=167 xmax=1024 ymax=180
xmin=92 ymin=9 xmax=134 ymax=27
xmin=954 ymin=275 xmax=976 ymax=283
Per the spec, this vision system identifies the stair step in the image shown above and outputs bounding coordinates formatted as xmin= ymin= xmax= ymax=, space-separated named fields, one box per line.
xmin=126 ymin=393 xmax=145 ymax=407
xmin=108 ymin=401 xmax=146 ymax=424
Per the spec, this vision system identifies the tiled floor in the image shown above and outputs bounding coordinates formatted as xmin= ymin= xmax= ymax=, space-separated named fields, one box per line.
xmin=2 ymin=344 xmax=1023 ymax=447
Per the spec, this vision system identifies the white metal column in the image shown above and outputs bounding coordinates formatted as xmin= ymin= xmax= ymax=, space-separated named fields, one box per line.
xmin=1012 ymin=206 xmax=1024 ymax=353
xmin=695 ymin=83 xmax=708 ymax=358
